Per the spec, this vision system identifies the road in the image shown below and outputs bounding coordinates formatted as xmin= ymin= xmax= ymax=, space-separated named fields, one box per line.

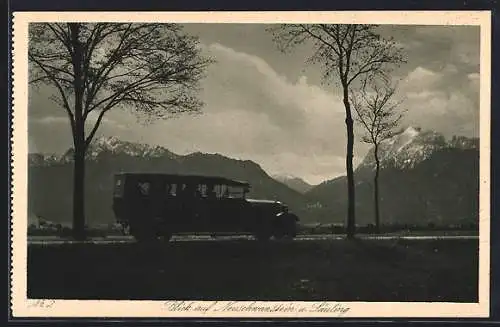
xmin=27 ymin=234 xmax=479 ymax=245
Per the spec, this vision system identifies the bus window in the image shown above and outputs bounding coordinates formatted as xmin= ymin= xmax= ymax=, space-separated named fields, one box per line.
xmin=197 ymin=184 xmax=208 ymax=197
xmin=168 ymin=183 xmax=177 ymax=196
xmin=113 ymin=176 xmax=125 ymax=197
xmin=138 ymin=182 xmax=151 ymax=195
xmin=214 ymin=184 xmax=228 ymax=198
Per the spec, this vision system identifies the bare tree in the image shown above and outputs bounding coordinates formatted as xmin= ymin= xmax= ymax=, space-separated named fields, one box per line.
xmin=350 ymin=80 xmax=405 ymax=233
xmin=29 ymin=23 xmax=213 ymax=240
xmin=268 ymin=24 xmax=405 ymax=238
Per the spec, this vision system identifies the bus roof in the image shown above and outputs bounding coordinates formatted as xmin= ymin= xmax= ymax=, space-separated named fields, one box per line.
xmin=114 ymin=172 xmax=250 ymax=187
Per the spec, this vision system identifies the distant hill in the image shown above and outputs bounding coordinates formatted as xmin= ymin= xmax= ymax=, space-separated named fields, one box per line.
xmin=306 ymin=128 xmax=479 ymax=227
xmin=272 ymin=174 xmax=314 ymax=194
xmin=28 ymin=137 xmax=320 ymax=226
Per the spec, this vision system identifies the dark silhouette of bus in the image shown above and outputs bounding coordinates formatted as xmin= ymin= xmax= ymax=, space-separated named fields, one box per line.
xmin=112 ymin=173 xmax=299 ymax=242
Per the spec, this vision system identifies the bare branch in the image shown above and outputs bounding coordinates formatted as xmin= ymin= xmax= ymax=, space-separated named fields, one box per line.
xmin=84 ymin=108 xmax=108 ymax=148
xmin=268 ymin=23 xmax=407 ymax=237
xmin=28 ymin=52 xmax=76 ymax=136
xmin=29 ymin=22 xmax=213 ymax=149
xmin=352 ymin=79 xmax=405 ymax=146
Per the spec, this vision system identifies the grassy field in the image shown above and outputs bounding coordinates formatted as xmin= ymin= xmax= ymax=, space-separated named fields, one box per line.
xmin=27 ymin=238 xmax=478 ymax=302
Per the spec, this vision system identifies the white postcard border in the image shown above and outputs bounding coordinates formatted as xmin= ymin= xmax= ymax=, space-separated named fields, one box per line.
xmin=11 ymin=10 xmax=492 ymax=318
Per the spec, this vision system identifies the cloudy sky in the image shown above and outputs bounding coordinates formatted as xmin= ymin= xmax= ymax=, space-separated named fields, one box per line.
xmin=28 ymin=24 xmax=480 ymax=184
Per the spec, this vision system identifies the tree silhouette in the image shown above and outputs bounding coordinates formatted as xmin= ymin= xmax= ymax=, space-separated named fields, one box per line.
xmin=29 ymin=23 xmax=213 ymax=240
xmin=268 ymin=24 xmax=405 ymax=238
xmin=350 ymin=80 xmax=406 ymax=233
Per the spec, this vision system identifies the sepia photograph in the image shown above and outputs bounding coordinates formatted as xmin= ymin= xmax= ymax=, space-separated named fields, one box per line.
xmin=11 ymin=11 xmax=491 ymax=318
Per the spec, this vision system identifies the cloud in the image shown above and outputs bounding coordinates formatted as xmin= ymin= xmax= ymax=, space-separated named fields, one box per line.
xmin=413 ymin=26 xmax=480 ymax=69
xmin=400 ymin=66 xmax=443 ymax=95
xmin=200 ymin=43 xmax=344 ymax=128
xmin=397 ymin=65 xmax=479 ymax=137
xmin=27 ymin=43 xmax=350 ymax=183
xmin=405 ymin=67 xmax=441 ymax=84
xmin=31 ymin=110 xmax=126 ymax=132
xmin=104 ymin=43 xmax=351 ymax=183
xmin=35 ymin=116 xmax=68 ymax=125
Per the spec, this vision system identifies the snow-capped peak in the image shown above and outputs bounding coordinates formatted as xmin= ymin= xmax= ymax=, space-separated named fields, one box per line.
xmin=56 ymin=136 xmax=179 ymax=163
xmin=88 ymin=136 xmax=178 ymax=159
xmin=358 ymin=127 xmax=457 ymax=170
xmin=383 ymin=126 xmax=421 ymax=153
xmin=92 ymin=136 xmax=122 ymax=151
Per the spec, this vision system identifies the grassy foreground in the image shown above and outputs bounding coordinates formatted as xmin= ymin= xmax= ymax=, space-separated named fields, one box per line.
xmin=27 ymin=238 xmax=478 ymax=302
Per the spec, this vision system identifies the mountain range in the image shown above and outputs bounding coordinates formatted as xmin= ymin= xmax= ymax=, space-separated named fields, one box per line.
xmin=306 ymin=127 xmax=479 ymax=226
xmin=28 ymin=138 xmax=317 ymax=225
xmin=28 ymin=127 xmax=479 ymax=227
xmin=357 ymin=127 xmax=478 ymax=170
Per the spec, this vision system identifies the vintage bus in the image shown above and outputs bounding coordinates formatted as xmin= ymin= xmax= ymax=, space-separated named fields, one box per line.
xmin=112 ymin=173 xmax=299 ymax=242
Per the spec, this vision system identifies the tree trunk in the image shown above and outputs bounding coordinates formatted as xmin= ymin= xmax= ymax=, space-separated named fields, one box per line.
xmin=69 ymin=23 xmax=87 ymax=240
xmin=343 ymin=86 xmax=356 ymax=239
xmin=72 ymin=137 xmax=86 ymax=240
xmin=374 ymin=143 xmax=381 ymax=234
